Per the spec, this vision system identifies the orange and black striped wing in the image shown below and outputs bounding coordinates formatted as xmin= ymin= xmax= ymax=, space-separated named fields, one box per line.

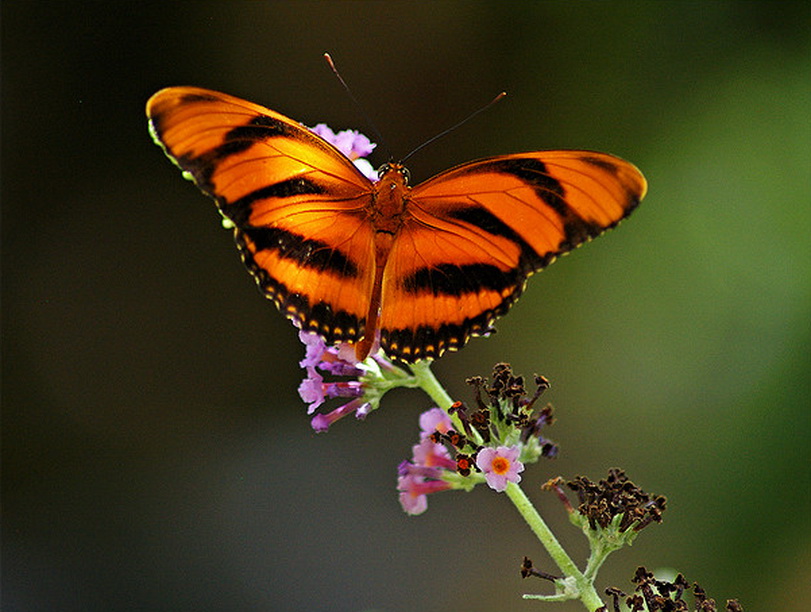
xmin=146 ymin=87 xmax=377 ymax=344
xmin=379 ymin=151 xmax=647 ymax=361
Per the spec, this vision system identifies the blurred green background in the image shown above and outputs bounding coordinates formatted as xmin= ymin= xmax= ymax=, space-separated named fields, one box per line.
xmin=3 ymin=2 xmax=809 ymax=611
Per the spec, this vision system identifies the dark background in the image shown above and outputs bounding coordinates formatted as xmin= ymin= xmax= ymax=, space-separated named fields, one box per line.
xmin=3 ymin=2 xmax=809 ymax=611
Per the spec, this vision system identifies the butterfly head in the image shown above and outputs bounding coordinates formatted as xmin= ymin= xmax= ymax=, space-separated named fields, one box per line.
xmin=377 ymin=162 xmax=411 ymax=186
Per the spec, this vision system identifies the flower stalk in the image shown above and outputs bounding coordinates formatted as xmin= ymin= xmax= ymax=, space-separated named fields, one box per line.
xmin=506 ymin=482 xmax=603 ymax=610
xmin=411 ymin=360 xmax=603 ymax=609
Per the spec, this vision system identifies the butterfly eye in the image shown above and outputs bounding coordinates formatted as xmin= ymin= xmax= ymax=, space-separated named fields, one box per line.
xmin=377 ymin=163 xmax=411 ymax=185
xmin=376 ymin=163 xmax=391 ymax=179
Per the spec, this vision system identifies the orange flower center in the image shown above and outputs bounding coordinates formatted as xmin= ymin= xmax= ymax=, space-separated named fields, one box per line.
xmin=491 ymin=456 xmax=510 ymax=475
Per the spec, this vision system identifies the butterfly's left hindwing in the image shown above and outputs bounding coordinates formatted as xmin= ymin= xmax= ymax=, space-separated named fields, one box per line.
xmin=377 ymin=152 xmax=646 ymax=361
xmin=147 ymin=87 xmax=376 ymax=344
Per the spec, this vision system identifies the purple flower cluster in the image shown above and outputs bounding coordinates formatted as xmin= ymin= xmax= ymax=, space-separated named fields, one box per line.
xmin=297 ymin=331 xmax=372 ymax=432
xmin=397 ymin=408 xmax=457 ymax=515
xmin=397 ymin=364 xmax=558 ymax=515
xmin=309 ymin=123 xmax=377 ymax=181
xmin=397 ymin=406 xmax=527 ymax=515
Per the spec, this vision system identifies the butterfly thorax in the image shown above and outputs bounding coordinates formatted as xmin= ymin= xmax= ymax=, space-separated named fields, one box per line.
xmin=351 ymin=163 xmax=412 ymax=360
xmin=369 ymin=163 xmax=411 ymax=236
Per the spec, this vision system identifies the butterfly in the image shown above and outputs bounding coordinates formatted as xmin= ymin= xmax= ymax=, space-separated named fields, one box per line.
xmin=146 ymin=86 xmax=647 ymax=362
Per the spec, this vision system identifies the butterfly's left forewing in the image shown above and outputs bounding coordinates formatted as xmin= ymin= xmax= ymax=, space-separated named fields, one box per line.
xmin=379 ymin=151 xmax=647 ymax=361
xmin=147 ymin=87 xmax=377 ymax=344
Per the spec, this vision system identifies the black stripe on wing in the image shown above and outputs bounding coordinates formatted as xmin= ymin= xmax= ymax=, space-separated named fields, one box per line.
xmin=235 ymin=231 xmax=364 ymax=343
xmin=240 ymin=226 xmax=360 ymax=278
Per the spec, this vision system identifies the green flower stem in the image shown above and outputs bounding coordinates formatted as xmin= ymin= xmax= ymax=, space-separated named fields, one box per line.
xmin=410 ymin=361 xmax=482 ymax=443
xmin=583 ymin=539 xmax=614 ymax=582
xmin=410 ymin=361 xmax=454 ymax=409
xmin=506 ymin=482 xmax=603 ymax=610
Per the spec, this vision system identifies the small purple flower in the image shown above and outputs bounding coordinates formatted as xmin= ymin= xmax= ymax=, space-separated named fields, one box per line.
xmin=309 ymin=123 xmax=377 ymax=181
xmin=411 ymin=438 xmax=456 ymax=471
xmin=298 ymin=331 xmax=364 ymax=377
xmin=476 ymin=446 xmax=525 ymax=492
xmin=309 ymin=123 xmax=375 ymax=159
xmin=298 ymin=331 xmax=330 ymax=369
xmin=298 ymin=369 xmax=365 ymax=417
xmin=298 ymin=367 xmax=326 ymax=413
xmin=336 ymin=130 xmax=375 ymax=159
xmin=353 ymin=159 xmax=377 ymax=181
xmin=418 ymin=407 xmax=453 ymax=440
xmin=297 ymin=332 xmax=368 ymax=429
xmin=296 ymin=331 xmax=405 ymax=432
xmin=397 ymin=473 xmax=452 ymax=516
xmin=395 ymin=435 xmax=459 ymax=515
xmin=311 ymin=398 xmax=372 ymax=433
xmin=308 ymin=123 xmax=337 ymax=144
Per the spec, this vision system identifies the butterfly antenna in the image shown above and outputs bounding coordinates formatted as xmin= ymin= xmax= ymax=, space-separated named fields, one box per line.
xmin=323 ymin=53 xmax=392 ymax=160
xmin=401 ymin=91 xmax=507 ymax=164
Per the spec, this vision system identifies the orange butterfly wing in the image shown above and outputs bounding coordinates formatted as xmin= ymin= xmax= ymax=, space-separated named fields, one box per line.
xmin=378 ymin=153 xmax=647 ymax=360
xmin=146 ymin=87 xmax=377 ymax=345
